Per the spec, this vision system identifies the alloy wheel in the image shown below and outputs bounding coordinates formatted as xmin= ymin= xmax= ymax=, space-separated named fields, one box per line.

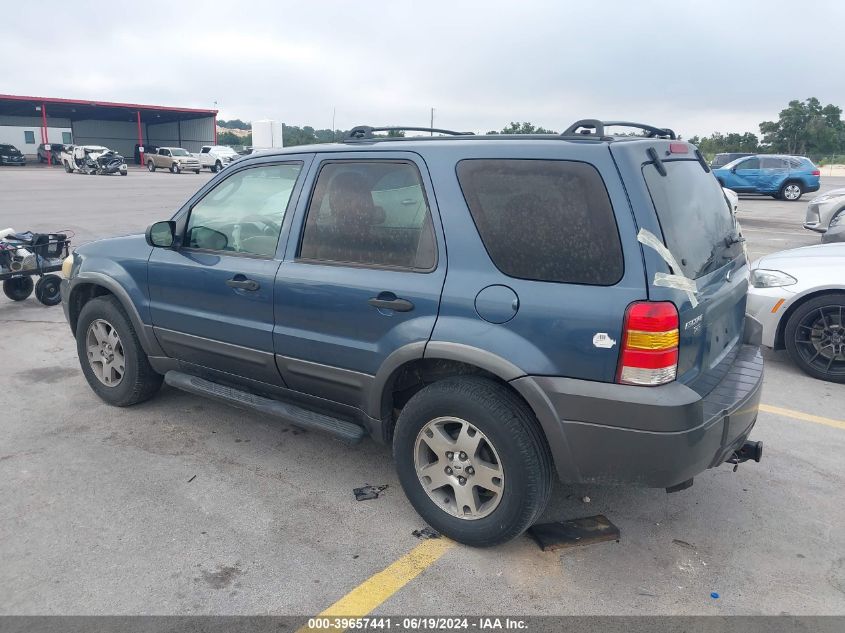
xmin=86 ymin=318 xmax=126 ymax=387
xmin=793 ymin=305 xmax=845 ymax=378
xmin=414 ymin=416 xmax=504 ymax=520
xmin=783 ymin=183 xmax=802 ymax=200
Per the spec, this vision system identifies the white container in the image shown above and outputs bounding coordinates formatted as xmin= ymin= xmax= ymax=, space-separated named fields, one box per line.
xmin=251 ymin=120 xmax=283 ymax=149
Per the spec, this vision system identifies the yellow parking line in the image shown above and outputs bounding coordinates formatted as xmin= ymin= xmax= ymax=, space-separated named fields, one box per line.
xmin=759 ymin=403 xmax=845 ymax=430
xmin=298 ymin=537 xmax=455 ymax=632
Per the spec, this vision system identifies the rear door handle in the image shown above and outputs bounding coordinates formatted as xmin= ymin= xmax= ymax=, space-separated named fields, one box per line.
xmin=226 ymin=275 xmax=260 ymax=291
xmin=368 ymin=292 xmax=414 ymax=312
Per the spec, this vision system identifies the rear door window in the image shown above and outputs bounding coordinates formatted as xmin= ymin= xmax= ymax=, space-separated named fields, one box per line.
xmin=643 ymin=160 xmax=742 ymax=279
xmin=298 ymin=161 xmax=437 ymax=270
xmin=455 ymin=159 xmax=624 ymax=285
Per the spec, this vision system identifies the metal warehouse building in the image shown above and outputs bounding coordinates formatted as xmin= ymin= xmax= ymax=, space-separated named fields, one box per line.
xmin=0 ymin=94 xmax=217 ymax=164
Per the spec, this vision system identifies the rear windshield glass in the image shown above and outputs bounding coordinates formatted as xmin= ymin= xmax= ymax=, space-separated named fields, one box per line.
xmin=643 ymin=160 xmax=742 ymax=279
xmin=456 ymin=159 xmax=624 ymax=285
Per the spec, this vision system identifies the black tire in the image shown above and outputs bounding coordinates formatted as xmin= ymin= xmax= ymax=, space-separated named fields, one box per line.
xmin=76 ymin=295 xmax=163 ymax=405
xmin=171 ymin=163 xmax=180 ymax=174
xmin=779 ymin=181 xmax=803 ymax=201
xmin=215 ymin=161 xmax=223 ymax=172
xmin=393 ymin=376 xmax=552 ymax=547
xmin=34 ymin=274 xmax=62 ymax=306
xmin=784 ymin=293 xmax=845 ymax=383
xmin=210 ymin=164 xmax=218 ymax=173
xmin=147 ymin=161 xmax=156 ymax=172
xmin=194 ymin=169 xmax=200 ymax=174
xmin=64 ymin=161 xmax=73 ymax=173
xmin=3 ymin=277 xmax=34 ymax=301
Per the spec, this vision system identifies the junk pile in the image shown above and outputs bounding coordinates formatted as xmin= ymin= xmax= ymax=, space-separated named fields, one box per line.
xmin=0 ymin=228 xmax=70 ymax=306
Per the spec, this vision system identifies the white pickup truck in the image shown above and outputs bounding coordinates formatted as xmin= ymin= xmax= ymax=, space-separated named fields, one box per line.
xmin=198 ymin=145 xmax=239 ymax=173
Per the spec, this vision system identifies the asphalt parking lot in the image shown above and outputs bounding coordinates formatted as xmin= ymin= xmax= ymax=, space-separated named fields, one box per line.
xmin=1 ymin=165 xmax=843 ymax=617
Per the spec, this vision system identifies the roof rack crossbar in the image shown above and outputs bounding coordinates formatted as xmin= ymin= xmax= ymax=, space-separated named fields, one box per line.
xmin=562 ymin=119 xmax=677 ymax=140
xmin=346 ymin=126 xmax=473 ymax=140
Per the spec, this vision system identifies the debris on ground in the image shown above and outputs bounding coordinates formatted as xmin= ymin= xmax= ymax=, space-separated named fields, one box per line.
xmin=672 ymin=538 xmax=695 ymax=550
xmin=412 ymin=527 xmax=441 ymax=540
xmin=187 ymin=475 xmax=197 ymax=483
xmin=582 ymin=496 xmax=591 ymax=503
xmin=711 ymin=592 xmax=720 ymax=599
xmin=528 ymin=514 xmax=620 ymax=551
xmin=353 ymin=484 xmax=388 ymax=501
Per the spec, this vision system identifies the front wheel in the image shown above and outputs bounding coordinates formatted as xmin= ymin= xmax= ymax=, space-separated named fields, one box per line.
xmin=393 ymin=377 xmax=552 ymax=547
xmin=76 ymin=296 xmax=163 ymax=405
xmin=34 ymin=274 xmax=62 ymax=306
xmin=64 ymin=161 xmax=73 ymax=173
xmin=784 ymin=294 xmax=845 ymax=383
xmin=780 ymin=181 xmax=803 ymax=201
xmin=171 ymin=163 xmax=180 ymax=174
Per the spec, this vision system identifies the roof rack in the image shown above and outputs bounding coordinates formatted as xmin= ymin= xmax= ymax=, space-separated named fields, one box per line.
xmin=562 ymin=119 xmax=676 ymax=140
xmin=346 ymin=126 xmax=473 ymax=140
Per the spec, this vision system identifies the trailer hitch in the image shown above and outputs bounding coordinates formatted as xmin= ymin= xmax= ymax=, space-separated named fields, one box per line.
xmin=725 ymin=440 xmax=763 ymax=472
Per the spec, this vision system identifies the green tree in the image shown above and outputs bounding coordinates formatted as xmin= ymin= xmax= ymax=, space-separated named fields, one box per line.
xmin=491 ymin=121 xmax=557 ymax=134
xmin=217 ymin=119 xmax=250 ymax=130
xmin=759 ymin=98 xmax=845 ymax=156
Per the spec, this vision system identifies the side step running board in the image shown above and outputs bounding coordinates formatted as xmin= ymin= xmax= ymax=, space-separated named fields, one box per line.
xmin=164 ymin=371 xmax=366 ymax=444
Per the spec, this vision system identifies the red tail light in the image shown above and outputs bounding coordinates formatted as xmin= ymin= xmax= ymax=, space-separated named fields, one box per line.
xmin=811 ymin=169 xmax=820 ymax=177
xmin=617 ymin=301 xmax=679 ymax=386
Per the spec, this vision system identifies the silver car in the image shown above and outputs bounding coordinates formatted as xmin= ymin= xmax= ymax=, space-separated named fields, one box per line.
xmin=804 ymin=188 xmax=845 ymax=234
xmin=746 ymin=243 xmax=845 ymax=382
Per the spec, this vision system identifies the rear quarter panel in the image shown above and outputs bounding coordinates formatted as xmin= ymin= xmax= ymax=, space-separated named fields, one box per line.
xmin=420 ymin=141 xmax=647 ymax=382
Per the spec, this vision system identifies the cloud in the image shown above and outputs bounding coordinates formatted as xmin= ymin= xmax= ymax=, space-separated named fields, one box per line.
xmin=2 ymin=0 xmax=843 ymax=137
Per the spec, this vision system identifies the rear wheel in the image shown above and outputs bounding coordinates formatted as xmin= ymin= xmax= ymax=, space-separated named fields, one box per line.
xmin=3 ymin=277 xmax=34 ymax=301
xmin=780 ymin=181 xmax=803 ymax=201
xmin=76 ymin=296 xmax=163 ymax=405
xmin=393 ymin=376 xmax=552 ymax=547
xmin=215 ymin=160 xmax=223 ymax=172
xmin=784 ymin=294 xmax=845 ymax=383
xmin=34 ymin=274 xmax=62 ymax=306
xmin=147 ymin=161 xmax=156 ymax=172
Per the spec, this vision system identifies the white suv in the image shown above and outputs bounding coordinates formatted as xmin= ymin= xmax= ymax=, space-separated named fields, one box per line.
xmin=198 ymin=145 xmax=239 ymax=173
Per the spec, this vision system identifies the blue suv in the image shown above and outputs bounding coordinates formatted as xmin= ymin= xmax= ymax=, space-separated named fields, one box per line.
xmin=713 ymin=154 xmax=820 ymax=201
xmin=61 ymin=120 xmax=764 ymax=546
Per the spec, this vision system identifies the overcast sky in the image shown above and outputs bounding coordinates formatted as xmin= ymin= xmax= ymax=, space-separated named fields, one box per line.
xmin=3 ymin=0 xmax=843 ymax=138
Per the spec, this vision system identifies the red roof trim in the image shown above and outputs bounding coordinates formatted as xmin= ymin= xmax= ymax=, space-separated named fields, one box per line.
xmin=0 ymin=94 xmax=218 ymax=115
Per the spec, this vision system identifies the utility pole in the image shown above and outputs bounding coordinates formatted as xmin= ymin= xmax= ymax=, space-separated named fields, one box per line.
xmin=430 ymin=108 xmax=434 ymax=135
xmin=332 ymin=107 xmax=336 ymax=141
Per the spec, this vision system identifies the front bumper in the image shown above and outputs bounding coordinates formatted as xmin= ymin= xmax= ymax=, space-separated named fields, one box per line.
xmin=516 ymin=343 xmax=763 ymax=488
xmin=1 ymin=157 xmax=26 ymax=165
xmin=746 ymin=285 xmax=796 ymax=349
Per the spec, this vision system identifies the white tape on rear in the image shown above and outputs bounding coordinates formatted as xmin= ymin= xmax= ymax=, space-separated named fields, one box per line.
xmin=637 ymin=229 xmax=699 ymax=308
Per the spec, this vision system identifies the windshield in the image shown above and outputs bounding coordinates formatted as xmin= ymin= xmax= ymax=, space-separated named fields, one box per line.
xmin=643 ymin=160 xmax=743 ymax=279
xmin=171 ymin=149 xmax=190 ymax=156
xmin=0 ymin=145 xmax=20 ymax=154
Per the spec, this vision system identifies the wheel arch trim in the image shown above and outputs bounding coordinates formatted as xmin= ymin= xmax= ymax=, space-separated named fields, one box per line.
xmin=67 ymin=273 xmax=165 ymax=356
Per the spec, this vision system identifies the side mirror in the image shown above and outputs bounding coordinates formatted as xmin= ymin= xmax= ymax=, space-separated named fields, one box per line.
xmin=730 ymin=166 xmax=737 ymax=173
xmin=145 ymin=220 xmax=176 ymax=248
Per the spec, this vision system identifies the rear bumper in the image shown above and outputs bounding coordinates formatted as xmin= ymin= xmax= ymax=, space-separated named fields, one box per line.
xmin=513 ymin=343 xmax=763 ymax=488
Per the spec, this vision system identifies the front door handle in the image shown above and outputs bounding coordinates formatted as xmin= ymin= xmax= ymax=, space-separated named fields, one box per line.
xmin=226 ymin=275 xmax=260 ymax=291
xmin=368 ymin=292 xmax=414 ymax=312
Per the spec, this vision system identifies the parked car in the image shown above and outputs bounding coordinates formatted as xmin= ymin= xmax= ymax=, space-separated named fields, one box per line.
xmin=198 ymin=145 xmax=239 ymax=172
xmin=804 ymin=188 xmax=845 ymax=236
xmin=61 ymin=145 xmax=128 ymax=176
xmin=60 ymin=120 xmax=764 ymax=546
xmin=37 ymin=143 xmax=67 ymax=164
xmin=134 ymin=144 xmax=160 ymax=165
xmin=713 ymin=154 xmax=820 ymax=201
xmin=146 ymin=147 xmax=201 ymax=174
xmin=0 ymin=144 xmax=26 ymax=166
xmin=746 ymin=243 xmax=845 ymax=382
xmin=710 ymin=152 xmax=754 ymax=170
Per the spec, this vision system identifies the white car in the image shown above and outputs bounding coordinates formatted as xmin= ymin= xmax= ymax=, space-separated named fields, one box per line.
xmin=198 ymin=145 xmax=239 ymax=173
xmin=746 ymin=243 xmax=845 ymax=382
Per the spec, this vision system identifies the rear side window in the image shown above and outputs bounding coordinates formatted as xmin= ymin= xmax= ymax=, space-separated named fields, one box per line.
xmin=299 ymin=161 xmax=437 ymax=270
xmin=643 ymin=160 xmax=742 ymax=279
xmin=760 ymin=157 xmax=786 ymax=170
xmin=455 ymin=159 xmax=623 ymax=285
